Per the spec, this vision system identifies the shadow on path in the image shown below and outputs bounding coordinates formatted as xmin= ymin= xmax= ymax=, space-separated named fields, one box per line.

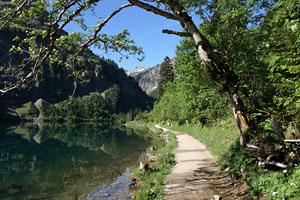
xmin=155 ymin=125 xmax=252 ymax=200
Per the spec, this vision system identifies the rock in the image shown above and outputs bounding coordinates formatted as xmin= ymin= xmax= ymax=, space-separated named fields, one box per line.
xmin=128 ymin=64 xmax=161 ymax=98
xmin=139 ymin=161 xmax=145 ymax=170
xmin=213 ymin=195 xmax=221 ymax=200
xmin=128 ymin=174 xmax=140 ymax=191
xmin=148 ymin=155 xmax=156 ymax=162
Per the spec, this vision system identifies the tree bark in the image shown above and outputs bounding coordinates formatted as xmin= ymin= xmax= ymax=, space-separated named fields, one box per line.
xmin=178 ymin=9 xmax=251 ymax=146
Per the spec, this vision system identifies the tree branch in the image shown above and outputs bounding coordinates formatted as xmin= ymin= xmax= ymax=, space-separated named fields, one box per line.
xmin=128 ymin=0 xmax=179 ymax=21
xmin=284 ymin=139 xmax=300 ymax=143
xmin=0 ymin=0 xmax=112 ymax=95
xmin=68 ymin=3 xmax=134 ymax=96
xmin=0 ymin=0 xmax=29 ymax=30
xmin=79 ymin=3 xmax=133 ymax=52
xmin=162 ymin=29 xmax=191 ymax=37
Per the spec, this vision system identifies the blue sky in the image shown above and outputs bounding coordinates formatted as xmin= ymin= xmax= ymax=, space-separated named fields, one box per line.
xmin=64 ymin=0 xmax=185 ymax=71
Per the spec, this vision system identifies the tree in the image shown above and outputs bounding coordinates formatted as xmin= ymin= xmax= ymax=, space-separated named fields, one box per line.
xmin=152 ymin=38 xmax=228 ymax=125
xmin=259 ymin=0 xmax=300 ymax=140
xmin=157 ymin=56 xmax=174 ymax=99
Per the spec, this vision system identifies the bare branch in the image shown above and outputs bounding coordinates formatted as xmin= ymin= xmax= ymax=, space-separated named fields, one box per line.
xmin=258 ymin=155 xmax=288 ymax=169
xmin=0 ymin=0 xmax=29 ymax=30
xmin=55 ymin=0 xmax=94 ymax=33
xmin=246 ymin=143 xmax=261 ymax=150
xmin=162 ymin=29 xmax=192 ymax=37
xmin=284 ymin=139 xmax=300 ymax=143
xmin=63 ymin=3 xmax=133 ymax=97
xmin=128 ymin=0 xmax=179 ymax=21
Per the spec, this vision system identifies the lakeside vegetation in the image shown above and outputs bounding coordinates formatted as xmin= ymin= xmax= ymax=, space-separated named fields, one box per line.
xmin=3 ymin=90 xmax=149 ymax=124
xmin=127 ymin=123 xmax=178 ymax=200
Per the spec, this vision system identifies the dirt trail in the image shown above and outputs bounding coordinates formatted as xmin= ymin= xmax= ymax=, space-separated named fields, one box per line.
xmin=155 ymin=125 xmax=252 ymax=200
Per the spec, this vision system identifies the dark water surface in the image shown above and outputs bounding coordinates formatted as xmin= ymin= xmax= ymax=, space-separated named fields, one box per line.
xmin=0 ymin=123 xmax=152 ymax=200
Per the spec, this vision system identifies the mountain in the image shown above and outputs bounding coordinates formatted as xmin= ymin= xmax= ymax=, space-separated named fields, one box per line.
xmin=125 ymin=67 xmax=150 ymax=75
xmin=0 ymin=2 xmax=153 ymax=120
xmin=127 ymin=65 xmax=160 ymax=98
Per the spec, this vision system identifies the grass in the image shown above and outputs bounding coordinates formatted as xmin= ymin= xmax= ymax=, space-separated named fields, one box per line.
xmin=168 ymin=117 xmax=240 ymax=157
xmin=128 ymin=122 xmax=178 ymax=200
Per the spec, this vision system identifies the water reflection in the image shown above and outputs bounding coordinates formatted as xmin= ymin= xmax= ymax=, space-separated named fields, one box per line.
xmin=0 ymin=123 xmax=151 ymax=200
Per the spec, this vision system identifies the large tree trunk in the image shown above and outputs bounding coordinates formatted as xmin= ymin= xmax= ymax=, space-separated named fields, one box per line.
xmin=165 ymin=1 xmax=251 ymax=146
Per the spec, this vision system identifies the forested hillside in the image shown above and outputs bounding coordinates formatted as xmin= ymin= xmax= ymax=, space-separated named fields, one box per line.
xmin=0 ymin=0 xmax=153 ymax=121
xmin=1 ymin=0 xmax=300 ymax=198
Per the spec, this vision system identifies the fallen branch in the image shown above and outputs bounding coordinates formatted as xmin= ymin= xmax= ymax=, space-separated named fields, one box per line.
xmin=258 ymin=155 xmax=288 ymax=168
xmin=246 ymin=143 xmax=261 ymax=150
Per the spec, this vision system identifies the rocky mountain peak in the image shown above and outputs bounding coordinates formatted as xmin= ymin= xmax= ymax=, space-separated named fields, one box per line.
xmin=125 ymin=66 xmax=150 ymax=76
xmin=127 ymin=64 xmax=161 ymax=98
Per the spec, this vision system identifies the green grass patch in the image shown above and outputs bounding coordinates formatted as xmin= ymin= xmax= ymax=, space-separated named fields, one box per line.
xmin=15 ymin=102 xmax=33 ymax=116
xmin=146 ymin=88 xmax=158 ymax=99
xmin=130 ymin=125 xmax=178 ymax=200
xmin=168 ymin=117 xmax=240 ymax=157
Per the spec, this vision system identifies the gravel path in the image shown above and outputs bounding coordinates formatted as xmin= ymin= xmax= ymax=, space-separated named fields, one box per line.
xmin=155 ymin=125 xmax=252 ymax=200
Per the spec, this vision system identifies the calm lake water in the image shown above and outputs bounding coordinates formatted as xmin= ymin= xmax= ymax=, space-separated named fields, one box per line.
xmin=0 ymin=122 xmax=153 ymax=200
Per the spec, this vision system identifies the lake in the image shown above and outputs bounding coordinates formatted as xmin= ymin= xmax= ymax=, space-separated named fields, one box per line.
xmin=0 ymin=122 xmax=153 ymax=200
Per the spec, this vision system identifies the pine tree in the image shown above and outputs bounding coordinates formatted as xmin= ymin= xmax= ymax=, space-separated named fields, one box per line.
xmin=157 ymin=56 xmax=174 ymax=99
